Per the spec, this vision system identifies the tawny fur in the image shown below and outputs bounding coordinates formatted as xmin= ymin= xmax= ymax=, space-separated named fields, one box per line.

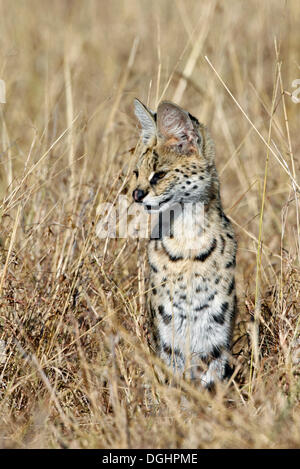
xmin=132 ymin=99 xmax=237 ymax=387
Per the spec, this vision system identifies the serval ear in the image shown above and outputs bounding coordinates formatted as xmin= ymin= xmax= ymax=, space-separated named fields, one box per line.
xmin=157 ymin=101 xmax=199 ymax=154
xmin=134 ymin=99 xmax=157 ymax=146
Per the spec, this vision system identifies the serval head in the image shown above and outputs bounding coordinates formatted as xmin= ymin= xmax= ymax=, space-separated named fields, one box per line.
xmin=132 ymin=99 xmax=218 ymax=212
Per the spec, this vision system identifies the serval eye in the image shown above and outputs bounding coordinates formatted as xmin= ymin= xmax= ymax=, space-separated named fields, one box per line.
xmin=150 ymin=171 xmax=166 ymax=185
xmin=133 ymin=169 xmax=139 ymax=177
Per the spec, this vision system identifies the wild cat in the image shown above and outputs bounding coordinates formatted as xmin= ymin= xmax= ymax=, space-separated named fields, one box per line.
xmin=132 ymin=99 xmax=237 ymax=388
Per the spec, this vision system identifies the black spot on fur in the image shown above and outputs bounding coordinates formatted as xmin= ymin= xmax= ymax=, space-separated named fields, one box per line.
xmin=228 ymin=277 xmax=235 ymax=295
xmin=206 ymin=383 xmax=215 ymax=392
xmin=149 ymin=262 xmax=158 ymax=273
xmin=231 ymin=294 xmax=238 ymax=319
xmin=222 ymin=213 xmax=231 ymax=226
xmin=162 ymin=343 xmax=183 ymax=360
xmin=195 ymin=238 xmax=217 ymax=262
xmin=217 ymin=206 xmax=230 ymax=227
xmin=225 ymin=257 xmax=236 ymax=269
xmin=172 ymin=302 xmax=183 ymax=310
xmin=152 ymin=330 xmax=160 ymax=349
xmin=163 ymin=343 xmax=172 ymax=355
xmin=162 ymin=241 xmax=184 ymax=262
xmin=213 ymin=314 xmax=224 ymax=325
xmin=207 ymin=292 xmax=216 ymax=301
xmin=224 ymin=362 xmax=233 ymax=379
xmin=220 ymin=235 xmax=226 ymax=255
xmin=221 ymin=301 xmax=229 ymax=313
xmin=179 ymin=314 xmax=186 ymax=328
xmin=211 ymin=346 xmax=221 ymax=359
xmin=213 ymin=302 xmax=228 ymax=325
xmin=158 ymin=305 xmax=172 ymax=325
xmin=195 ymin=304 xmax=209 ymax=312
xmin=150 ymin=304 xmax=156 ymax=319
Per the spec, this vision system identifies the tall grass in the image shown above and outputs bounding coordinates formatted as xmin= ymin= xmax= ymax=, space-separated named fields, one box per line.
xmin=0 ymin=0 xmax=299 ymax=448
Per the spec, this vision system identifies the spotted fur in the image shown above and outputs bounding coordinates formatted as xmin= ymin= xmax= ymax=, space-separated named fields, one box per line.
xmin=132 ymin=99 xmax=237 ymax=388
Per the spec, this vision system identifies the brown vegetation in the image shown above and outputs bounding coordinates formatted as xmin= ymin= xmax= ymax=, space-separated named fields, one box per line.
xmin=0 ymin=0 xmax=299 ymax=448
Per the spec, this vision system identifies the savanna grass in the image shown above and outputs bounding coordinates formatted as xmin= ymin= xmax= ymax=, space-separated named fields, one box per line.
xmin=0 ymin=0 xmax=299 ymax=448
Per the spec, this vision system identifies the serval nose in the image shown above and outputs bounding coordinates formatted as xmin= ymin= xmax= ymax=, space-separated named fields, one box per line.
xmin=132 ymin=188 xmax=148 ymax=203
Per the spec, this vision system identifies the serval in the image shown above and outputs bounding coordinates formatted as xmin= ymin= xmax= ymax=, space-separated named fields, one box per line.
xmin=132 ymin=99 xmax=237 ymax=388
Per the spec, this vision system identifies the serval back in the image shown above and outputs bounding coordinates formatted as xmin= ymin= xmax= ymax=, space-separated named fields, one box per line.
xmin=132 ymin=99 xmax=237 ymax=388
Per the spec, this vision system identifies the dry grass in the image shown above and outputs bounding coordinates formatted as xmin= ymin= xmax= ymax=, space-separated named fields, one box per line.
xmin=0 ymin=0 xmax=300 ymax=449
